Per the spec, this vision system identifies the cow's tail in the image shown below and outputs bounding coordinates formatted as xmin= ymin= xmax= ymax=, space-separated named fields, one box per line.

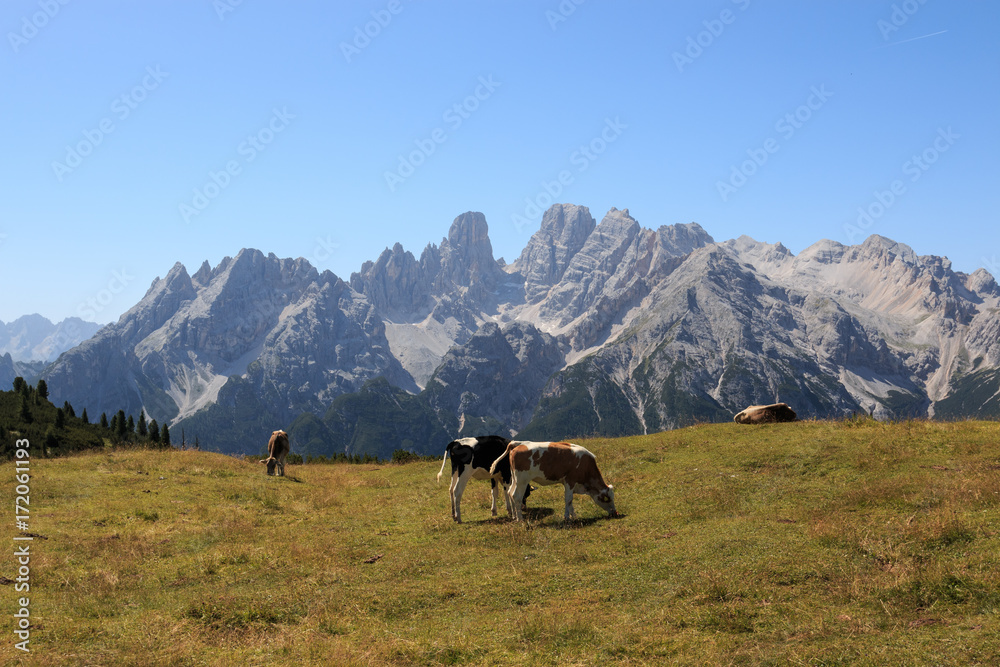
xmin=435 ymin=444 xmax=451 ymax=484
xmin=489 ymin=441 xmax=518 ymax=476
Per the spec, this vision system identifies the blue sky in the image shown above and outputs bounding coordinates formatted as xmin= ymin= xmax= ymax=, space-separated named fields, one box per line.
xmin=2 ymin=0 xmax=997 ymax=324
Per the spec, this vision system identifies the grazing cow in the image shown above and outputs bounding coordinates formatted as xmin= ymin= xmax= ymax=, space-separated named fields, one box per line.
xmin=491 ymin=441 xmax=617 ymax=522
xmin=260 ymin=430 xmax=290 ymax=476
xmin=436 ymin=435 xmax=530 ymax=523
xmin=734 ymin=403 xmax=797 ymax=424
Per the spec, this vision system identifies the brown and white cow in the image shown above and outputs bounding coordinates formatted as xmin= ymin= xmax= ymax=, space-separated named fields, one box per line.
xmin=490 ymin=441 xmax=617 ymax=522
xmin=733 ymin=403 xmax=797 ymax=424
xmin=260 ymin=430 xmax=290 ymax=476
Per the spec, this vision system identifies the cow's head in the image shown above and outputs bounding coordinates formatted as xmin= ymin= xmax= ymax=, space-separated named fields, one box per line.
xmin=593 ymin=485 xmax=617 ymax=517
xmin=259 ymin=457 xmax=278 ymax=476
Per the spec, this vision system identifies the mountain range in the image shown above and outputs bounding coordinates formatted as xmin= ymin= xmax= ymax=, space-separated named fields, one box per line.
xmin=39 ymin=204 xmax=1000 ymax=458
xmin=0 ymin=315 xmax=103 ymax=390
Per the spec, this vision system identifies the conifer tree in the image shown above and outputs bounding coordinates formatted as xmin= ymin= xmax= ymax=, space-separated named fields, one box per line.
xmin=44 ymin=427 xmax=58 ymax=452
xmin=36 ymin=379 xmax=48 ymax=400
xmin=137 ymin=410 xmax=148 ymax=438
xmin=19 ymin=396 xmax=32 ymax=424
xmin=161 ymin=423 xmax=171 ymax=448
xmin=114 ymin=409 xmax=127 ymax=443
xmin=81 ymin=408 xmax=89 ymax=425
xmin=100 ymin=412 xmax=109 ymax=429
xmin=149 ymin=420 xmax=161 ymax=444
xmin=126 ymin=415 xmax=135 ymax=436
xmin=55 ymin=408 xmax=66 ymax=430
xmin=12 ymin=377 xmax=25 ymax=394
xmin=63 ymin=401 xmax=76 ymax=418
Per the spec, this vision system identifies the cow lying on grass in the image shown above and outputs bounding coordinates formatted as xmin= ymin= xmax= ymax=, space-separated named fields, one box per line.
xmin=260 ymin=430 xmax=290 ymax=476
xmin=491 ymin=440 xmax=617 ymax=522
xmin=436 ymin=435 xmax=530 ymax=523
xmin=734 ymin=403 xmax=797 ymax=424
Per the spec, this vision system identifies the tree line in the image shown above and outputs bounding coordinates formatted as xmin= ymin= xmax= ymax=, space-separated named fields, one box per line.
xmin=1 ymin=377 xmax=197 ymax=459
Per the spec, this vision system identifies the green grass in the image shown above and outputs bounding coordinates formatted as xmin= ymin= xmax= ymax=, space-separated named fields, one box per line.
xmin=4 ymin=420 xmax=1000 ymax=665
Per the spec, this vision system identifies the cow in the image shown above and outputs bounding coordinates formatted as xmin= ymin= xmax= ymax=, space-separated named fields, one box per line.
xmin=490 ymin=441 xmax=617 ymax=522
xmin=436 ymin=435 xmax=531 ymax=523
xmin=733 ymin=403 xmax=797 ymax=424
xmin=259 ymin=430 xmax=290 ymax=476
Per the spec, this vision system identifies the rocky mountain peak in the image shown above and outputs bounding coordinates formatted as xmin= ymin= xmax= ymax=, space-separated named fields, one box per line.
xmin=798 ymin=239 xmax=846 ymax=265
xmin=657 ymin=222 xmax=714 ymax=256
xmin=599 ymin=207 xmax=640 ymax=234
xmin=435 ymin=211 xmax=504 ymax=295
xmin=966 ymin=268 xmax=999 ymax=296
xmin=513 ymin=203 xmax=597 ymax=304
xmin=350 ymin=242 xmax=426 ymax=315
xmin=855 ymin=234 xmax=919 ymax=267
xmin=192 ymin=260 xmax=213 ymax=286
xmin=446 ymin=211 xmax=491 ymax=253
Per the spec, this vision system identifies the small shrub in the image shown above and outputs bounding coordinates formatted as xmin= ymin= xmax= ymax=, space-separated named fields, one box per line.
xmin=391 ymin=449 xmax=418 ymax=464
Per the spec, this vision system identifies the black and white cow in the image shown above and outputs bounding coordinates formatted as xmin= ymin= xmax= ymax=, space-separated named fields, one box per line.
xmin=436 ymin=435 xmax=530 ymax=523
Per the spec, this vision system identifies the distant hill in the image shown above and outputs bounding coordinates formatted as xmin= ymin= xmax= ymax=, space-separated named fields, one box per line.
xmin=0 ymin=314 xmax=103 ymax=362
xmin=39 ymin=204 xmax=1000 ymax=456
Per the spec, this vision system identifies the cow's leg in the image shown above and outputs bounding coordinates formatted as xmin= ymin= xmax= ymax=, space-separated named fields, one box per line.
xmin=448 ymin=472 xmax=460 ymax=521
xmin=564 ymin=483 xmax=576 ymax=521
xmin=452 ymin=470 xmax=474 ymax=524
xmin=277 ymin=457 xmax=285 ymax=476
xmin=489 ymin=478 xmax=499 ymax=517
xmin=511 ymin=478 xmax=530 ymax=522
xmin=501 ymin=481 xmax=514 ymax=517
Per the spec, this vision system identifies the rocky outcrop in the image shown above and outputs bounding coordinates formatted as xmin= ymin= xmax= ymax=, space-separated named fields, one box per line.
xmin=422 ymin=321 xmax=564 ymax=435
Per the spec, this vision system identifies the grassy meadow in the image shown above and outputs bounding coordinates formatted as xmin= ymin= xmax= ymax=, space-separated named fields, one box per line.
xmin=3 ymin=419 xmax=1000 ymax=665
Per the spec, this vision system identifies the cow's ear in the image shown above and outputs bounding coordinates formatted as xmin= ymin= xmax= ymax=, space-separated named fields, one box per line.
xmin=607 ymin=484 xmax=614 ymax=490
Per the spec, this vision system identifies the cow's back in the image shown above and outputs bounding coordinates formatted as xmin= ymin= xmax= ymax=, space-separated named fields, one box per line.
xmin=270 ymin=430 xmax=290 ymax=456
xmin=513 ymin=442 xmax=604 ymax=490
